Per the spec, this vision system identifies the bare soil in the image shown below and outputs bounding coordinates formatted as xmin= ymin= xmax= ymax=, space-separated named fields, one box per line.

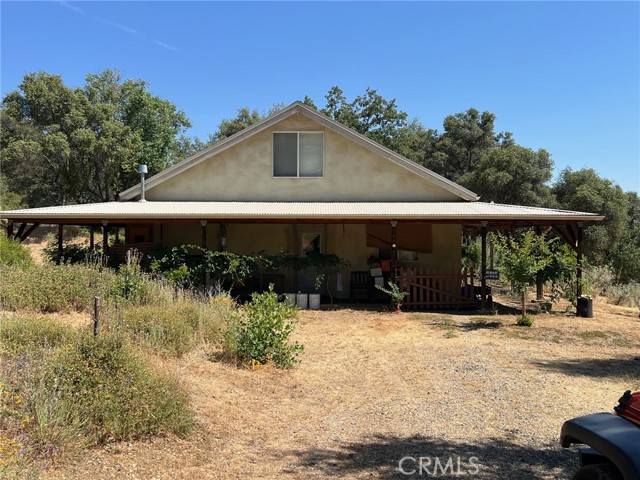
xmin=41 ymin=298 xmax=640 ymax=480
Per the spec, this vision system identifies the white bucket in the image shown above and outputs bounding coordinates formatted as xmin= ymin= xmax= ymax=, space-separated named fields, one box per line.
xmin=284 ymin=293 xmax=296 ymax=306
xmin=308 ymin=293 xmax=321 ymax=310
xmin=296 ymin=293 xmax=308 ymax=309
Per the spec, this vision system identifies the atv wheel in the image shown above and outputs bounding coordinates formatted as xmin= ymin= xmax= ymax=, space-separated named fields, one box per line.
xmin=571 ymin=464 xmax=623 ymax=480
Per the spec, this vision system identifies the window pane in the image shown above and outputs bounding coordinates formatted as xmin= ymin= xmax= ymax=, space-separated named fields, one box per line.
xmin=299 ymin=133 xmax=323 ymax=177
xmin=301 ymin=233 xmax=321 ymax=256
xmin=273 ymin=133 xmax=298 ymax=176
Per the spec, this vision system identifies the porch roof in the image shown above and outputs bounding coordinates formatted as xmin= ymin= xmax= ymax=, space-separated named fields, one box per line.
xmin=1 ymin=201 xmax=604 ymax=225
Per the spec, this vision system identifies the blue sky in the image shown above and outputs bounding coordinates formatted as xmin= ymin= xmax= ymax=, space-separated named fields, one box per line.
xmin=1 ymin=1 xmax=639 ymax=193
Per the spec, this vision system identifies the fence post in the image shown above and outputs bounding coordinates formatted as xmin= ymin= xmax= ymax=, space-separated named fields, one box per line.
xmin=93 ymin=296 xmax=100 ymax=336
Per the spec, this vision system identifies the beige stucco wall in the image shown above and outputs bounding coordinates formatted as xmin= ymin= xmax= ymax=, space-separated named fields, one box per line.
xmin=145 ymin=115 xmax=461 ymax=202
xmin=159 ymin=222 xmax=461 ymax=298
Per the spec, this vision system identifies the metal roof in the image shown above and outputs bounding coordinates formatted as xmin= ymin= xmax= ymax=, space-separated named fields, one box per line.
xmin=0 ymin=201 xmax=604 ymax=223
xmin=118 ymin=102 xmax=479 ymax=202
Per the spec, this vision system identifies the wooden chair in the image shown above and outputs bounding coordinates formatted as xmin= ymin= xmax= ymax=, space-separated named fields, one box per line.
xmin=350 ymin=271 xmax=372 ymax=301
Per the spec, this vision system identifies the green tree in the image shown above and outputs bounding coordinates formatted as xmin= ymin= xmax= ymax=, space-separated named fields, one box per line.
xmin=0 ymin=174 xmax=24 ymax=211
xmin=493 ymin=229 xmax=553 ymax=319
xmin=609 ymin=191 xmax=640 ymax=282
xmin=459 ymin=145 xmax=555 ymax=206
xmin=422 ymin=108 xmax=501 ymax=182
xmin=320 ymin=86 xmax=410 ymax=152
xmin=553 ymin=168 xmax=628 ymax=266
xmin=1 ymin=70 xmax=191 ymax=205
xmin=210 ymin=107 xmax=262 ymax=142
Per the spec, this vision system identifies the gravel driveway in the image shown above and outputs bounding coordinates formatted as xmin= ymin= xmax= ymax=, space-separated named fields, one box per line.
xmin=49 ymin=300 xmax=640 ymax=479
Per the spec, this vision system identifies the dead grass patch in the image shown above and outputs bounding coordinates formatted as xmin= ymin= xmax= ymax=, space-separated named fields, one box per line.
xmin=26 ymin=301 xmax=640 ymax=479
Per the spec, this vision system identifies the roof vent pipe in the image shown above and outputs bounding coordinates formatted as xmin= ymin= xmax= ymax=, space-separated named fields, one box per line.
xmin=138 ymin=164 xmax=148 ymax=202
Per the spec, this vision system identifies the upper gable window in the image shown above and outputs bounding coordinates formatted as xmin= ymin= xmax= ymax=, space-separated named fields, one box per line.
xmin=273 ymin=132 xmax=323 ymax=177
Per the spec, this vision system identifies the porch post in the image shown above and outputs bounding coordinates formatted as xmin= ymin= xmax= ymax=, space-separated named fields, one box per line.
xmin=480 ymin=222 xmax=488 ymax=310
xmin=576 ymin=223 xmax=583 ymax=299
xmin=390 ymin=220 xmax=398 ymax=282
xmin=200 ymin=220 xmax=208 ymax=250
xmin=89 ymin=226 xmax=95 ymax=250
xmin=7 ymin=221 xmax=13 ymax=239
xmin=102 ymin=220 xmax=109 ymax=257
xmin=57 ymin=224 xmax=64 ymax=265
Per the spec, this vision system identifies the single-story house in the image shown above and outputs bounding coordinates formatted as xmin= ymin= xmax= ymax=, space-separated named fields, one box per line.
xmin=1 ymin=102 xmax=603 ymax=309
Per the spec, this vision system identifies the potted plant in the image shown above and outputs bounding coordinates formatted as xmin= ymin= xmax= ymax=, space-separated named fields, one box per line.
xmin=375 ymin=281 xmax=408 ymax=313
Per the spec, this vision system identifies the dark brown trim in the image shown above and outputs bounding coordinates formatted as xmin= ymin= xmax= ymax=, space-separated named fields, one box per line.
xmin=14 ymin=223 xmax=27 ymax=241
xmin=576 ymin=224 xmax=584 ymax=299
xmin=17 ymin=223 xmax=40 ymax=242
xmin=57 ymin=225 xmax=63 ymax=263
xmin=480 ymin=223 xmax=487 ymax=309
xmin=552 ymin=225 xmax=577 ymax=252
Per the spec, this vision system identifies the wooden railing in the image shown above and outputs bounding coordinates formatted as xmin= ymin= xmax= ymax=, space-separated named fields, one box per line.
xmin=109 ymin=242 xmax=156 ymax=262
xmin=396 ymin=267 xmax=478 ymax=309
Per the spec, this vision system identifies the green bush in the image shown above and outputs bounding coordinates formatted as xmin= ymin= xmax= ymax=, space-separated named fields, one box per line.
xmin=0 ymin=315 xmax=77 ymax=355
xmin=225 ymin=286 xmax=302 ymax=368
xmin=44 ymin=241 xmax=100 ymax=265
xmin=0 ymin=263 xmax=117 ymax=313
xmin=607 ymin=282 xmax=640 ymax=307
xmin=516 ymin=315 xmax=535 ymax=327
xmin=112 ymin=252 xmax=156 ymax=305
xmin=39 ymin=333 xmax=192 ymax=445
xmin=375 ymin=281 xmax=408 ymax=313
xmin=0 ymin=233 xmax=32 ymax=267
xmin=585 ymin=265 xmax=616 ymax=298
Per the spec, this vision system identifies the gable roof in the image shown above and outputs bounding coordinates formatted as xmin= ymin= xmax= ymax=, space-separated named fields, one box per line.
xmin=118 ymin=101 xmax=479 ymax=202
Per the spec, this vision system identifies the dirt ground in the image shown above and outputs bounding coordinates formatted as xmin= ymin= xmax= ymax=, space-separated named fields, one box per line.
xmin=39 ymin=298 xmax=639 ymax=480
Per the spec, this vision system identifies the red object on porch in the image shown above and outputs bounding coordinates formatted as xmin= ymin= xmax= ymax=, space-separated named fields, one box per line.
xmin=380 ymin=260 xmax=391 ymax=272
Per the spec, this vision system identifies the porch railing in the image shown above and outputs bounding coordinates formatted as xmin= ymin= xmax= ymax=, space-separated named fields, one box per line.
xmin=396 ymin=267 xmax=478 ymax=309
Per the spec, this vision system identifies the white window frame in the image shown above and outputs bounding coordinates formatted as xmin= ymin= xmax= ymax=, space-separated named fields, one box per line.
xmin=273 ymin=131 xmax=324 ymax=178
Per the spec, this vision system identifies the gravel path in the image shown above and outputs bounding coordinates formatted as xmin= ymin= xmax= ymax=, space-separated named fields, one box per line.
xmin=48 ymin=300 xmax=640 ymax=479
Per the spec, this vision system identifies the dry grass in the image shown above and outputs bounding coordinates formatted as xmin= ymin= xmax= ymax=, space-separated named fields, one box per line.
xmin=37 ymin=298 xmax=640 ymax=480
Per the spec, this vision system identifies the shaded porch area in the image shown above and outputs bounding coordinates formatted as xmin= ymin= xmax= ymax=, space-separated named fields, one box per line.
xmin=1 ymin=201 xmax=603 ymax=312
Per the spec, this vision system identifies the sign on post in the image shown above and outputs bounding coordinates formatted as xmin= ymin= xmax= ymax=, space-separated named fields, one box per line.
xmin=485 ymin=269 xmax=500 ymax=280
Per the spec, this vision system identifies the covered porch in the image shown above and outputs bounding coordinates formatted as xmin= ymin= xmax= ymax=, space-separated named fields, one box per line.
xmin=2 ymin=201 xmax=603 ymax=311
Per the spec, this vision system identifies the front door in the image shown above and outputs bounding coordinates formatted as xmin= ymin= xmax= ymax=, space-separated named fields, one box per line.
xmin=298 ymin=230 xmax=322 ymax=291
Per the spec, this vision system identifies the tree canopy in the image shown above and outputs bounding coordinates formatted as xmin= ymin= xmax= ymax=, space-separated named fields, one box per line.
xmin=553 ymin=168 xmax=629 ymax=266
xmin=1 ymin=70 xmax=190 ymax=205
xmin=459 ymin=145 xmax=555 ymax=206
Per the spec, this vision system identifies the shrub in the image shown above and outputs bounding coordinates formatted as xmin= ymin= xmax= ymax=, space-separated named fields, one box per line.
xmin=108 ymin=294 xmax=232 ymax=357
xmin=38 ymin=333 xmax=192 ymax=445
xmin=516 ymin=315 xmax=535 ymax=327
xmin=225 ymin=286 xmax=302 ymax=368
xmin=0 ymin=263 xmax=117 ymax=313
xmin=44 ymin=242 xmax=99 ymax=265
xmin=585 ymin=265 xmax=616 ymax=298
xmin=0 ymin=233 xmax=32 ymax=267
xmin=375 ymin=281 xmax=408 ymax=313
xmin=607 ymin=282 xmax=640 ymax=307
xmin=112 ymin=251 xmax=157 ymax=305
xmin=0 ymin=315 xmax=77 ymax=355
